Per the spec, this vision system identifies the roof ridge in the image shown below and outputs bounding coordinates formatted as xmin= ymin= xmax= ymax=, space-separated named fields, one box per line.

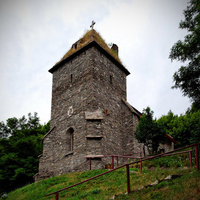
xmin=55 ymin=30 xmax=122 ymax=66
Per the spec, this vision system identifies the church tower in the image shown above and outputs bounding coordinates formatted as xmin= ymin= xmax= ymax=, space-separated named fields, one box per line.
xmin=35 ymin=29 xmax=142 ymax=181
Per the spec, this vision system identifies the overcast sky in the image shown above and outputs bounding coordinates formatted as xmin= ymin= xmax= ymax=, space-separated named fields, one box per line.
xmin=0 ymin=0 xmax=191 ymax=124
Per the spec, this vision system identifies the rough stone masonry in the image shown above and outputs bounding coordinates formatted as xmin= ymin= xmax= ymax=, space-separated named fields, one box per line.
xmin=34 ymin=30 xmax=142 ymax=181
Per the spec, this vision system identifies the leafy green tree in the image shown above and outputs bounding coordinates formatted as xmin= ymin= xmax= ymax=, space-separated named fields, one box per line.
xmin=135 ymin=107 xmax=165 ymax=155
xmin=157 ymin=110 xmax=200 ymax=148
xmin=169 ymin=0 xmax=200 ymax=107
xmin=156 ymin=110 xmax=179 ymax=137
xmin=0 ymin=113 xmax=50 ymax=193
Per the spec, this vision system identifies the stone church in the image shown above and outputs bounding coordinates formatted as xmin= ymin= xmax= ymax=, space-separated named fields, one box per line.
xmin=34 ymin=28 xmax=143 ymax=181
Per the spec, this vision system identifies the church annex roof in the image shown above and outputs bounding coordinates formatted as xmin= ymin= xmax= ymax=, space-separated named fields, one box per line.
xmin=49 ymin=30 xmax=130 ymax=75
xmin=122 ymin=99 xmax=142 ymax=117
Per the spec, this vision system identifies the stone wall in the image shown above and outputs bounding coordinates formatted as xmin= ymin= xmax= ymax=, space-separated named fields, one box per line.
xmin=159 ymin=139 xmax=175 ymax=153
xmin=35 ymin=43 xmax=142 ymax=181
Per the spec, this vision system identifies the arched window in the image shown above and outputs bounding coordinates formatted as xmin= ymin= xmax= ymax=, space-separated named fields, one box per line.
xmin=66 ymin=127 xmax=74 ymax=152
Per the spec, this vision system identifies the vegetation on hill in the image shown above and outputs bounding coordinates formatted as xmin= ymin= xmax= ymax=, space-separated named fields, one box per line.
xmin=115 ymin=169 xmax=200 ymax=200
xmin=0 ymin=113 xmax=50 ymax=194
xmin=135 ymin=105 xmax=200 ymax=153
xmin=0 ymin=110 xmax=199 ymax=195
xmin=157 ymin=109 xmax=200 ymax=148
xmin=135 ymin=107 xmax=165 ymax=155
xmin=1 ymin=1 xmax=200 ymax=198
xmin=4 ymin=155 xmax=200 ymax=200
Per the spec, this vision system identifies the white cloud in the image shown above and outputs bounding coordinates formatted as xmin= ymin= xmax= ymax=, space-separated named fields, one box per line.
xmin=0 ymin=0 xmax=191 ymax=123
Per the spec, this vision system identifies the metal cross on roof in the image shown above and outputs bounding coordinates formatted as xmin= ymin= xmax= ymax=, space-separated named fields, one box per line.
xmin=90 ymin=20 xmax=95 ymax=29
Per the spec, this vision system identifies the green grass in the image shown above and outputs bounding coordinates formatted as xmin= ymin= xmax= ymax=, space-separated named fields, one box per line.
xmin=4 ymin=155 xmax=200 ymax=200
xmin=131 ymin=153 xmax=195 ymax=169
xmin=6 ymin=169 xmax=130 ymax=200
xmin=115 ymin=170 xmax=200 ymax=200
xmin=5 ymin=167 xmax=200 ymax=200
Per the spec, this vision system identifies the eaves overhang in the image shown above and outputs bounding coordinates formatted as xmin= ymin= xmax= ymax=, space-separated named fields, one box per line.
xmin=48 ymin=40 xmax=130 ymax=76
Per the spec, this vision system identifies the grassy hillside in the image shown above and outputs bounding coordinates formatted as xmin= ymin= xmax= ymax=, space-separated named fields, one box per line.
xmin=5 ymin=165 xmax=200 ymax=200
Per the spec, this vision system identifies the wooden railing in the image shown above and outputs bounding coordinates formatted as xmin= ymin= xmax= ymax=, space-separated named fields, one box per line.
xmin=45 ymin=143 xmax=200 ymax=200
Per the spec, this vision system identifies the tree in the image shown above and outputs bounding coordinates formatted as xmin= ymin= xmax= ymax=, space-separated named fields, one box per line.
xmin=157 ymin=110 xmax=200 ymax=148
xmin=135 ymin=107 xmax=165 ymax=155
xmin=169 ymin=0 xmax=200 ymax=107
xmin=0 ymin=113 xmax=50 ymax=194
xmin=156 ymin=110 xmax=179 ymax=137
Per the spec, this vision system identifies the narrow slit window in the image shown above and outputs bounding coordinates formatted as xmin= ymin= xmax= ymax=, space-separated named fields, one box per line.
xmin=71 ymin=133 xmax=74 ymax=151
xmin=110 ymin=75 xmax=113 ymax=84
xmin=71 ymin=74 xmax=73 ymax=83
xmin=66 ymin=127 xmax=74 ymax=152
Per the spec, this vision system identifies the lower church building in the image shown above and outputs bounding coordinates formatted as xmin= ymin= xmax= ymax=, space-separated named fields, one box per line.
xmin=34 ymin=29 xmax=143 ymax=181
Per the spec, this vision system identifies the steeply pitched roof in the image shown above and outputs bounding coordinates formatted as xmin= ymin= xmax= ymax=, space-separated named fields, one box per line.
xmin=49 ymin=30 xmax=130 ymax=75
xmin=60 ymin=30 xmax=122 ymax=64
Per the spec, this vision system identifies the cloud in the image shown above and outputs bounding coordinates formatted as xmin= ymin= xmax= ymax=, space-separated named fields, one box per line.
xmin=0 ymin=0 xmax=191 ymax=123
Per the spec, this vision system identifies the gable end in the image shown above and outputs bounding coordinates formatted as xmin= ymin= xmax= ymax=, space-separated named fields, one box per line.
xmin=49 ymin=41 xmax=130 ymax=76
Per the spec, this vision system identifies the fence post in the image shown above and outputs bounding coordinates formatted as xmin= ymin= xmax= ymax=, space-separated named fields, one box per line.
xmin=126 ymin=164 xmax=130 ymax=194
xmin=89 ymin=158 xmax=91 ymax=170
xmin=189 ymin=151 xmax=192 ymax=170
xmin=112 ymin=156 xmax=114 ymax=169
xmin=55 ymin=192 xmax=59 ymax=200
xmin=140 ymin=157 xmax=142 ymax=174
xmin=195 ymin=144 xmax=199 ymax=171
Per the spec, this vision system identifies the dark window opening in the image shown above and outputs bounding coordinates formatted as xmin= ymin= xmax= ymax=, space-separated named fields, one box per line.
xmin=71 ymin=74 xmax=73 ymax=83
xmin=110 ymin=75 xmax=113 ymax=84
xmin=66 ymin=127 xmax=74 ymax=151
xmin=86 ymin=135 xmax=103 ymax=140
xmin=87 ymin=157 xmax=102 ymax=161
xmin=105 ymin=109 xmax=110 ymax=115
xmin=74 ymin=43 xmax=77 ymax=49
xmin=71 ymin=133 xmax=74 ymax=151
